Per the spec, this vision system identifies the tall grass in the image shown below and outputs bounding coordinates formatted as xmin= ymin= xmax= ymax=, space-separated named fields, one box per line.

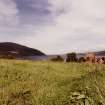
xmin=0 ymin=59 xmax=105 ymax=105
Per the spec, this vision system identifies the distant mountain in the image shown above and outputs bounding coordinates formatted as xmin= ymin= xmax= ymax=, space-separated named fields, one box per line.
xmin=1 ymin=42 xmax=105 ymax=60
xmin=78 ymin=51 xmax=105 ymax=57
xmin=77 ymin=51 xmax=105 ymax=58
xmin=0 ymin=42 xmax=45 ymax=58
xmin=94 ymin=51 xmax=105 ymax=56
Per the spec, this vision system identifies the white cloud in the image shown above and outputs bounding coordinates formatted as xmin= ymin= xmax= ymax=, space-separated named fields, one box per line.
xmin=1 ymin=0 xmax=105 ymax=54
xmin=0 ymin=0 xmax=19 ymax=27
xmin=0 ymin=0 xmax=20 ymax=42
xmin=27 ymin=0 xmax=105 ymax=54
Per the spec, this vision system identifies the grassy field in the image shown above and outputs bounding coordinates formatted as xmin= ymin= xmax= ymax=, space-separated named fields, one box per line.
xmin=0 ymin=60 xmax=105 ymax=105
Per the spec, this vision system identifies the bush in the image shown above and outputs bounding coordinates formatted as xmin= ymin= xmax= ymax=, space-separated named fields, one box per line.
xmin=78 ymin=57 xmax=86 ymax=63
xmin=65 ymin=52 xmax=78 ymax=62
xmin=50 ymin=55 xmax=64 ymax=62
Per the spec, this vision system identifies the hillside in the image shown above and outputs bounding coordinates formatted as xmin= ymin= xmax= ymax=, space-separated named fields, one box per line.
xmin=0 ymin=60 xmax=105 ymax=105
xmin=0 ymin=42 xmax=45 ymax=58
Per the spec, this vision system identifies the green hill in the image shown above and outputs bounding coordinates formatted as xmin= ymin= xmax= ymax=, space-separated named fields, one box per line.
xmin=0 ymin=60 xmax=105 ymax=105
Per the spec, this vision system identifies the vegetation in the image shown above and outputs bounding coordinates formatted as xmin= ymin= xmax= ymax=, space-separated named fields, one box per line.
xmin=78 ymin=57 xmax=86 ymax=63
xmin=0 ymin=55 xmax=15 ymax=59
xmin=0 ymin=60 xmax=105 ymax=105
xmin=66 ymin=52 xmax=78 ymax=62
xmin=50 ymin=55 xmax=64 ymax=62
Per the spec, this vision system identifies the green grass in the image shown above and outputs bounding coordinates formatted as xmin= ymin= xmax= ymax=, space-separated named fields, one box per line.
xmin=0 ymin=60 xmax=105 ymax=105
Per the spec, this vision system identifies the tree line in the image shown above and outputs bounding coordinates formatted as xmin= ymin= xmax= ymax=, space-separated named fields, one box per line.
xmin=50 ymin=52 xmax=105 ymax=64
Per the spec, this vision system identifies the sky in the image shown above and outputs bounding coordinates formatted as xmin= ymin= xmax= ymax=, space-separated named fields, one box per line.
xmin=0 ymin=0 xmax=105 ymax=54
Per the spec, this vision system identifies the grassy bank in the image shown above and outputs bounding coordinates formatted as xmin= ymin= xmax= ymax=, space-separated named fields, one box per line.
xmin=0 ymin=59 xmax=105 ymax=105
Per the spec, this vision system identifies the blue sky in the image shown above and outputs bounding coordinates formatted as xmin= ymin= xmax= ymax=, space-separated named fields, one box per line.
xmin=1 ymin=0 xmax=105 ymax=54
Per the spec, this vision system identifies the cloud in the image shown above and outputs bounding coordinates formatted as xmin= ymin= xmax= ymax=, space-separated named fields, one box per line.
xmin=25 ymin=0 xmax=105 ymax=54
xmin=0 ymin=0 xmax=19 ymax=40
xmin=15 ymin=0 xmax=51 ymax=25
xmin=1 ymin=0 xmax=105 ymax=54
xmin=0 ymin=0 xmax=19 ymax=26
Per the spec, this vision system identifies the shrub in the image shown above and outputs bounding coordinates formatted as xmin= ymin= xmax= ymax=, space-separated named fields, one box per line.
xmin=78 ymin=57 xmax=86 ymax=63
xmin=66 ymin=52 xmax=78 ymax=62
xmin=50 ymin=55 xmax=64 ymax=62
